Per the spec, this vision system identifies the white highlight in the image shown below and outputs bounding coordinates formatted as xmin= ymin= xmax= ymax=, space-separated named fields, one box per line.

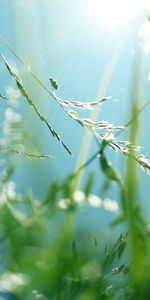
xmin=86 ymin=0 xmax=140 ymax=30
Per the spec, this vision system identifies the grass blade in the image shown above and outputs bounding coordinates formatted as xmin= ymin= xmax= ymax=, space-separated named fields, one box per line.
xmin=0 ymin=53 xmax=72 ymax=155
xmin=0 ymin=145 xmax=50 ymax=159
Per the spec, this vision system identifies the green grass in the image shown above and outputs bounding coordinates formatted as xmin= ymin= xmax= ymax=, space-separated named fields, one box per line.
xmin=0 ymin=23 xmax=150 ymax=300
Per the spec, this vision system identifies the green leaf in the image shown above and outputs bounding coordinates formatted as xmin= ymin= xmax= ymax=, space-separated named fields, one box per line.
xmin=100 ymin=153 xmax=120 ymax=182
xmin=83 ymin=172 xmax=94 ymax=197
xmin=49 ymin=77 xmax=59 ymax=90
xmin=6 ymin=202 xmax=31 ymax=227
xmin=111 ymin=213 xmax=125 ymax=226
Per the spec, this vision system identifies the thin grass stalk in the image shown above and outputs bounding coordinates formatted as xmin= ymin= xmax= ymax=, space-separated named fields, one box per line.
xmin=125 ymin=42 xmax=147 ymax=290
xmin=62 ymin=32 xmax=130 ymax=260
xmin=64 ymin=27 xmax=135 ymax=217
xmin=71 ymin=29 xmax=130 ymax=193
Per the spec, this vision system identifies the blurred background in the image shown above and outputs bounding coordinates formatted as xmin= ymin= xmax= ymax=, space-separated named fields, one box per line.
xmin=1 ymin=1 xmax=150 ymax=299
xmin=0 ymin=0 xmax=150 ymax=212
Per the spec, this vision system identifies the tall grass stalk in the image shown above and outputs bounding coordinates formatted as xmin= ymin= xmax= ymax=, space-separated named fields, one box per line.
xmin=60 ymin=30 xmax=132 ymax=264
xmin=125 ymin=42 xmax=147 ymax=292
xmin=72 ymin=29 xmax=130 ymax=193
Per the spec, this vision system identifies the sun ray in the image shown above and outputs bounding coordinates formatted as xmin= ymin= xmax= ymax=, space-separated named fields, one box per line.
xmin=86 ymin=0 xmax=141 ymax=30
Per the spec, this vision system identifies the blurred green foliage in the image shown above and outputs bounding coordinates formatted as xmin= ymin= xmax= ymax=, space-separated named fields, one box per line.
xmin=1 ymin=13 xmax=150 ymax=299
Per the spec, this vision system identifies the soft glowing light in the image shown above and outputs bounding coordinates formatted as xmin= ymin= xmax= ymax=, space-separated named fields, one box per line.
xmin=142 ymin=0 xmax=150 ymax=12
xmin=86 ymin=0 xmax=140 ymax=30
xmin=139 ymin=20 xmax=150 ymax=52
xmin=88 ymin=194 xmax=102 ymax=208
xmin=103 ymin=199 xmax=119 ymax=213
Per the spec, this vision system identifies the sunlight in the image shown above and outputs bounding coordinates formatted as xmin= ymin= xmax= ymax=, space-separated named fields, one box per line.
xmin=142 ymin=0 xmax=150 ymax=11
xmin=139 ymin=19 xmax=150 ymax=52
xmin=86 ymin=0 xmax=141 ymax=30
